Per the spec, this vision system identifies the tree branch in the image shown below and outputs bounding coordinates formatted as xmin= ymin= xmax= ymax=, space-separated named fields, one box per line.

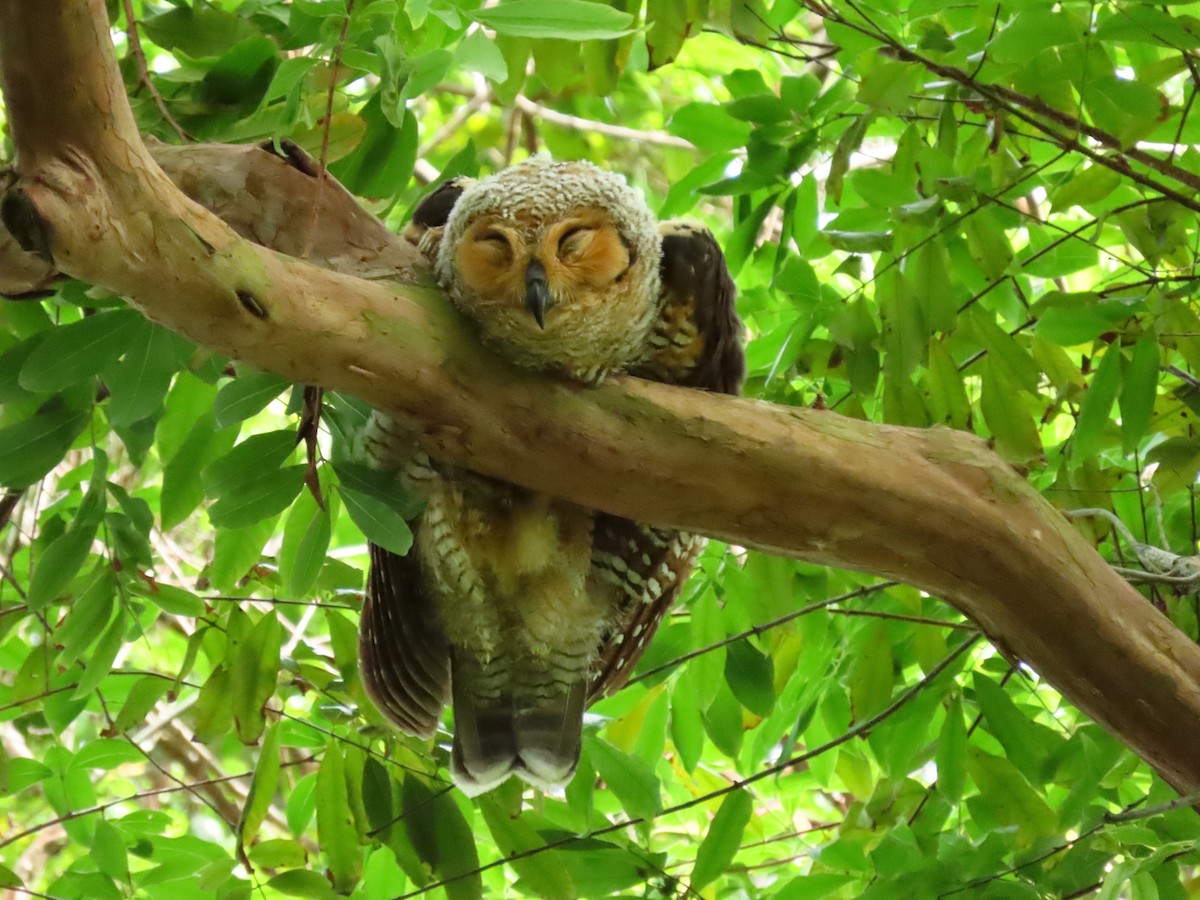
xmin=4 ymin=0 xmax=1200 ymax=793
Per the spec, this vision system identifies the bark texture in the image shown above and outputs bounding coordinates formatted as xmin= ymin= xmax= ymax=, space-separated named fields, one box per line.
xmin=3 ymin=0 xmax=1200 ymax=793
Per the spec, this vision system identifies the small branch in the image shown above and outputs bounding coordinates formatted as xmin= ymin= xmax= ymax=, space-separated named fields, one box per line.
xmin=511 ymin=94 xmax=697 ymax=150
xmin=119 ymin=0 xmax=188 ymax=141
xmin=303 ymin=0 xmax=355 ymax=259
xmin=418 ymin=78 xmax=490 ymax=159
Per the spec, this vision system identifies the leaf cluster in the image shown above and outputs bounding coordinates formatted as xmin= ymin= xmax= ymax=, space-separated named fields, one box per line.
xmin=4 ymin=0 xmax=1200 ymax=897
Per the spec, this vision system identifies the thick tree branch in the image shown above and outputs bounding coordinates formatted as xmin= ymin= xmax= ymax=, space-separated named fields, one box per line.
xmin=3 ymin=0 xmax=1200 ymax=793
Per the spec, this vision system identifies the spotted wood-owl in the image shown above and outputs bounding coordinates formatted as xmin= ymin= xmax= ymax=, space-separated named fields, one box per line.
xmin=359 ymin=158 xmax=744 ymax=795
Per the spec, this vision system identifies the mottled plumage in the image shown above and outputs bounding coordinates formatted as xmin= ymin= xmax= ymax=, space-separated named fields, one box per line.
xmin=359 ymin=158 xmax=744 ymax=795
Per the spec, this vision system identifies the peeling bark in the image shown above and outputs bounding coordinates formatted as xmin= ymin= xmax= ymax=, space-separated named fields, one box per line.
xmin=3 ymin=0 xmax=1200 ymax=793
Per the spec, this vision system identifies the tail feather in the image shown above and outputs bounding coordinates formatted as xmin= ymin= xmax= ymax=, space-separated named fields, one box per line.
xmin=513 ymin=680 xmax=585 ymax=789
xmin=449 ymin=651 xmax=586 ymax=795
xmin=449 ymin=651 xmax=518 ymax=797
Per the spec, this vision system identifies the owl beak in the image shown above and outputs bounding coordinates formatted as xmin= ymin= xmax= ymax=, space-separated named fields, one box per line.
xmin=524 ymin=259 xmax=554 ymax=329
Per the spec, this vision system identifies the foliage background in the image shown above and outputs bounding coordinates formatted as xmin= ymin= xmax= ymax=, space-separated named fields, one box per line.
xmin=3 ymin=0 xmax=1200 ymax=897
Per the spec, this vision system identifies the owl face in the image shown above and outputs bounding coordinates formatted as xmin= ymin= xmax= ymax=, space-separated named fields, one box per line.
xmin=437 ymin=159 xmax=662 ymax=381
xmin=455 ymin=208 xmax=634 ymax=327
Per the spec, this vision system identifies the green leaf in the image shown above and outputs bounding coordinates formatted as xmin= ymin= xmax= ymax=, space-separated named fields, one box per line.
xmin=0 ymin=396 xmax=90 ymax=488
xmin=134 ymin=582 xmax=205 ymax=617
xmin=1033 ymin=292 xmax=1141 ymax=346
xmin=203 ymin=430 xmax=298 ymax=497
xmin=91 ymin=819 xmax=130 ymax=884
xmin=207 ymin=465 xmax=306 ymax=529
xmin=72 ymin=609 xmax=126 ymax=700
xmin=19 ymin=310 xmax=140 ymax=393
xmin=1120 ymin=337 xmax=1160 ymax=453
xmin=280 ymin=489 xmax=333 ymax=597
xmin=980 ymin=358 xmax=1043 ymax=464
xmin=913 ymin=240 xmax=958 ymax=334
xmin=287 ymin=773 xmax=318 ymax=836
xmin=0 ymin=863 xmax=21 ymax=889
xmin=1022 ymin=236 xmax=1100 ymax=279
xmin=963 ymin=211 xmax=1013 ymax=281
xmin=857 ymin=59 xmax=921 ymax=114
xmin=193 ymin=667 xmax=235 ymax=743
xmin=317 ymin=744 xmax=361 ymax=893
xmin=329 ymin=94 xmax=418 ymax=197
xmin=238 ymin=722 xmax=281 ymax=849
xmin=456 ymin=29 xmax=508 ymax=82
xmin=670 ymin=670 xmax=705 ymax=773
xmin=249 ymin=839 xmax=307 ymax=870
xmin=213 ymin=371 xmax=290 ymax=429
xmin=266 ymin=869 xmax=337 ymax=900
xmin=338 ymin=486 xmax=413 ymax=555
xmin=825 ymin=229 xmax=893 ymax=253
xmin=479 ymin=797 xmax=575 ymax=900
xmin=103 ymin=320 xmax=188 ymax=426
xmin=471 ymin=0 xmax=635 ymax=40
xmin=924 ymin=340 xmax=971 ymax=429
xmin=973 ymin=675 xmax=1064 ymax=784
xmin=1050 ymin=165 xmax=1122 ymax=212
xmin=1072 ymin=343 xmax=1122 ymax=460
xmin=333 ymin=462 xmax=423 ymax=518
xmin=970 ymin=308 xmax=1040 ymax=395
xmin=967 ymin=747 xmax=1057 ymax=842
xmin=724 ymin=639 xmax=775 ymax=717
xmin=199 ymin=37 xmax=278 ymax=112
xmin=112 ymin=676 xmax=171 ymax=734
xmin=141 ymin=4 xmax=258 ymax=56
xmin=689 ymin=789 xmax=754 ymax=891
xmin=402 ymin=778 xmax=482 ymax=900
xmin=848 ymin=623 xmax=893 ymax=721
xmin=703 ymin=682 xmax=744 ymax=759
xmin=989 ymin=10 xmax=1082 ymax=63
xmin=160 ymin=414 xmax=236 ymax=530
xmin=207 ymin=515 xmax=278 ymax=593
xmin=689 ymin=592 xmax=726 ymax=708
xmin=231 ymin=612 xmax=281 ymax=744
xmin=55 ymin=567 xmax=116 ymax=664
xmin=71 ymin=739 xmax=144 ymax=771
xmin=589 ymin=738 xmax=661 ymax=820
xmin=937 ymin=696 xmax=967 ymax=802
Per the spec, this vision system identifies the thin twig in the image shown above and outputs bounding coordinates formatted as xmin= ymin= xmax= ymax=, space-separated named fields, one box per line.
xmin=303 ymin=0 xmax=355 ymax=259
xmin=119 ymin=0 xmax=188 ymax=141
xmin=512 ymin=95 xmax=697 ymax=150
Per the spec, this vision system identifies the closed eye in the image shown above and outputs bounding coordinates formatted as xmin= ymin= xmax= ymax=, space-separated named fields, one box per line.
xmin=478 ymin=230 xmax=510 ymax=247
xmin=558 ymin=226 xmax=594 ymax=258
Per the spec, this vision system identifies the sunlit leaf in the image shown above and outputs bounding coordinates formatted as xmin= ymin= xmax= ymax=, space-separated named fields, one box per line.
xmin=317 ymin=743 xmax=362 ymax=893
xmin=238 ymin=722 xmax=281 ymax=849
xmin=588 ymin=738 xmax=661 ymax=820
xmin=689 ymin=789 xmax=753 ymax=891
xmin=18 ymin=309 xmax=139 ymax=393
xmin=471 ymin=0 xmax=635 ymax=40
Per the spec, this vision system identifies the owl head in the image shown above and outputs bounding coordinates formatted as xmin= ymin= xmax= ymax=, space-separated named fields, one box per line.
xmin=435 ymin=157 xmax=662 ymax=382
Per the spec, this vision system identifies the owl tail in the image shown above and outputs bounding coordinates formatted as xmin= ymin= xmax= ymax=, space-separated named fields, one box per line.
xmin=449 ymin=650 xmax=585 ymax=796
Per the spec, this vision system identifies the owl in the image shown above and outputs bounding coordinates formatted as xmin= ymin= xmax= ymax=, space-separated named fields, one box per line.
xmin=360 ymin=158 xmax=744 ymax=795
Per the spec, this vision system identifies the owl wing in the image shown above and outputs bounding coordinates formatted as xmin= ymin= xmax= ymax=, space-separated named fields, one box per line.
xmin=401 ymin=177 xmax=474 ymax=260
xmin=588 ymin=220 xmax=744 ymax=702
xmin=360 ymin=539 xmax=451 ymax=737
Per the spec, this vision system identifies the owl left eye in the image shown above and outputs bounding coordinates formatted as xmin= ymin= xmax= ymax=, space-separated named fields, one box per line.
xmin=557 ymin=227 xmax=594 ymax=259
xmin=475 ymin=230 xmax=513 ymax=264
